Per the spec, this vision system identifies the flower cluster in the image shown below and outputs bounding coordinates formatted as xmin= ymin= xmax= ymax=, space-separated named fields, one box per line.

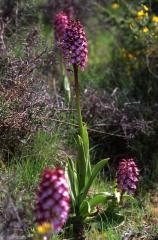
xmin=134 ymin=4 xmax=158 ymax=34
xmin=136 ymin=5 xmax=149 ymax=20
xmin=54 ymin=11 xmax=69 ymax=42
xmin=62 ymin=20 xmax=88 ymax=71
xmin=35 ymin=167 xmax=70 ymax=235
xmin=116 ymin=158 xmax=139 ymax=195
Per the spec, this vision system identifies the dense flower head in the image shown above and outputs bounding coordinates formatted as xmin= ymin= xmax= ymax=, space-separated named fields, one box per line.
xmin=54 ymin=11 xmax=69 ymax=41
xmin=62 ymin=20 xmax=88 ymax=71
xmin=116 ymin=158 xmax=139 ymax=195
xmin=35 ymin=167 xmax=70 ymax=234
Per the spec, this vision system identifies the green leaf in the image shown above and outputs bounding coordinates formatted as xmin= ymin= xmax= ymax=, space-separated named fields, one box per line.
xmin=79 ymin=158 xmax=109 ymax=204
xmin=67 ymin=158 xmax=78 ymax=209
xmin=76 ymin=125 xmax=92 ymax=192
xmin=82 ymin=125 xmax=91 ymax=180
xmin=89 ymin=192 xmax=113 ymax=209
xmin=76 ymin=135 xmax=87 ymax=191
xmin=79 ymin=200 xmax=91 ymax=218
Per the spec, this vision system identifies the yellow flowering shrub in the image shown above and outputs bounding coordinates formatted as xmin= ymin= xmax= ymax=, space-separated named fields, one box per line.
xmin=104 ymin=1 xmax=158 ymax=93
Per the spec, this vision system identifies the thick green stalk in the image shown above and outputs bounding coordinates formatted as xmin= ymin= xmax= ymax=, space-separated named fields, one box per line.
xmin=73 ymin=64 xmax=83 ymax=137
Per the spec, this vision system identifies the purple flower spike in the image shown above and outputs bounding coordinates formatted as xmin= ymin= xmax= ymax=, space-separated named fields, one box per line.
xmin=35 ymin=167 xmax=70 ymax=234
xmin=62 ymin=20 xmax=88 ymax=71
xmin=54 ymin=12 xmax=69 ymax=42
xmin=116 ymin=158 xmax=139 ymax=195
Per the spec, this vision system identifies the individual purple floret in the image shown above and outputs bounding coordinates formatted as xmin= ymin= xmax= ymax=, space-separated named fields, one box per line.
xmin=116 ymin=158 xmax=139 ymax=195
xmin=54 ymin=11 xmax=69 ymax=42
xmin=61 ymin=20 xmax=88 ymax=71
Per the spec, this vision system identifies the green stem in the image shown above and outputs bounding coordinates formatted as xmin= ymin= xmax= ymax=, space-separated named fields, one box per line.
xmin=73 ymin=64 xmax=83 ymax=137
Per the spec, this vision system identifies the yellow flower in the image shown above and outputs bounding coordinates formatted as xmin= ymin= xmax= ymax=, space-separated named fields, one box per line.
xmin=143 ymin=26 xmax=149 ymax=33
xmin=137 ymin=10 xmax=144 ymax=18
xmin=36 ymin=223 xmax=53 ymax=235
xmin=111 ymin=3 xmax=120 ymax=9
xmin=152 ymin=16 xmax=158 ymax=23
xmin=136 ymin=10 xmax=148 ymax=19
xmin=142 ymin=4 xmax=149 ymax=12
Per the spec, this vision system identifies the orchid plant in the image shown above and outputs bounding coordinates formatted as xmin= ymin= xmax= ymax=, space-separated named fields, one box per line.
xmin=61 ymin=19 xmax=116 ymax=238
